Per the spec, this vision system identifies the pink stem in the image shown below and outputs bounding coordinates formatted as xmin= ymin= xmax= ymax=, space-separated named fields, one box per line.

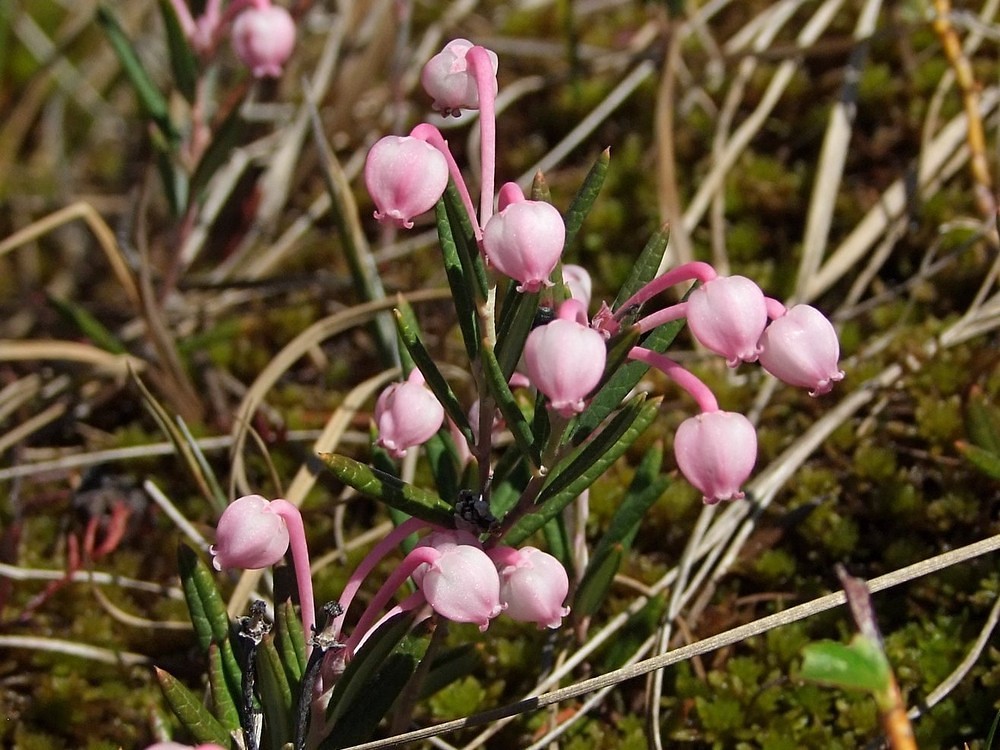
xmin=765 ymin=296 xmax=787 ymax=320
xmin=349 ymin=590 xmax=428 ymax=655
xmin=168 ymin=0 xmax=197 ymax=36
xmin=331 ymin=516 xmax=431 ymax=640
xmin=410 ymin=123 xmax=483 ymax=240
xmin=635 ymin=301 xmax=688 ymax=334
xmin=628 ymin=347 xmax=719 ymax=413
xmin=467 ymin=46 xmax=497 ymax=228
xmin=343 ymin=547 xmax=441 ymax=655
xmin=485 ymin=544 xmax=520 ymax=567
xmin=557 ymin=298 xmax=589 ymax=325
xmin=270 ymin=500 xmax=316 ymax=651
xmin=615 ymin=261 xmax=717 ymax=318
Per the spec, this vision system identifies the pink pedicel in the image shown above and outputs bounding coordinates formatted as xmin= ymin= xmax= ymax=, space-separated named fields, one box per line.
xmin=674 ymin=411 xmax=757 ymax=504
xmin=686 ymin=275 xmax=768 ymax=366
xmin=231 ymin=4 xmax=296 ymax=78
xmin=758 ymin=304 xmax=845 ymax=396
xmin=412 ymin=531 xmax=503 ymax=630
xmin=364 ymin=135 xmax=450 ymax=229
xmin=420 ymin=38 xmax=499 ymax=116
xmin=489 ymin=546 xmax=570 ymax=629
xmin=374 ymin=369 xmax=445 ymax=457
xmin=211 ymin=494 xmax=289 ymax=571
xmin=482 ymin=199 xmax=565 ymax=293
xmin=524 ymin=300 xmax=607 ymax=417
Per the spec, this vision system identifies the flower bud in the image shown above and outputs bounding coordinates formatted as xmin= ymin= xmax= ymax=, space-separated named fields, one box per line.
xmin=231 ymin=5 xmax=296 ymax=78
xmin=482 ymin=200 xmax=565 ymax=293
xmin=375 ymin=369 xmax=445 ymax=457
xmin=674 ymin=411 xmax=757 ymax=504
xmin=211 ymin=494 xmax=290 ymax=571
xmin=686 ymin=275 xmax=767 ymax=366
xmin=758 ymin=304 xmax=844 ymax=395
xmin=489 ymin=546 xmax=570 ymax=629
xmin=524 ymin=300 xmax=606 ymax=416
xmin=413 ymin=532 xmax=503 ymax=630
xmin=364 ymin=135 xmax=449 ymax=229
xmin=420 ymin=39 xmax=499 ymax=116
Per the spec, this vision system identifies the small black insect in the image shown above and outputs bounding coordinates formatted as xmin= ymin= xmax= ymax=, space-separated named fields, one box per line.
xmin=532 ymin=305 xmax=556 ymax=329
xmin=454 ymin=488 xmax=499 ymax=533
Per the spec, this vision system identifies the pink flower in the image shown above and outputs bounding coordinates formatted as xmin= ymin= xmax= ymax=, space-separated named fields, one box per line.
xmin=482 ymin=200 xmax=565 ymax=292
xmin=674 ymin=411 xmax=757 ymax=504
xmin=420 ymin=39 xmax=499 ymax=116
xmin=562 ymin=264 xmax=593 ymax=308
xmin=758 ymin=304 xmax=844 ymax=396
xmin=364 ymin=135 xmax=449 ymax=229
xmin=413 ymin=531 xmax=503 ymax=630
xmin=524 ymin=300 xmax=607 ymax=416
xmin=231 ymin=5 xmax=296 ymax=78
xmin=489 ymin=546 xmax=570 ymax=629
xmin=375 ymin=369 xmax=445 ymax=457
xmin=211 ymin=494 xmax=289 ymax=571
xmin=686 ymin=275 xmax=767 ymax=366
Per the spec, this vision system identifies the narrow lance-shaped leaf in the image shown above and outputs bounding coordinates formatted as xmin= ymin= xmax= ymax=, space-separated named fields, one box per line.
xmin=157 ymin=0 xmax=198 ymax=103
xmin=442 ymin=181 xmax=489 ymax=300
xmin=178 ymin=544 xmax=230 ymax=648
xmin=435 ymin=196 xmax=480 ymax=362
xmin=575 ymin=444 xmax=668 ymax=617
xmin=208 ymin=643 xmax=242 ymax=733
xmin=612 ymin=223 xmax=670 ymax=311
xmin=393 ymin=304 xmax=472 ymax=443
xmin=494 ymin=285 xmax=540 ymax=381
xmin=504 ymin=394 xmax=660 ymax=545
xmin=480 ymin=343 xmax=540 ymax=468
xmin=956 ymin=441 xmax=1000 ymax=480
xmin=155 ymin=667 xmax=232 ymax=747
xmin=276 ymin=599 xmax=306 ymax=683
xmin=47 ymin=294 xmax=128 ymax=354
xmin=256 ymin=637 xmax=294 ymax=747
xmin=964 ymin=387 xmax=1000 ymax=454
xmin=563 ymin=147 xmax=610 ymax=251
xmin=319 ymin=454 xmax=455 ymax=527
xmin=96 ymin=5 xmax=177 ymax=142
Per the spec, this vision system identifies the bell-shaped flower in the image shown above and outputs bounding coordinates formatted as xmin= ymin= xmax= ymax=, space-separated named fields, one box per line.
xmin=231 ymin=4 xmax=296 ymax=78
xmin=375 ymin=369 xmax=445 ymax=457
xmin=364 ymin=135 xmax=449 ymax=229
xmin=489 ymin=546 xmax=570 ymax=629
xmin=686 ymin=275 xmax=767 ymax=366
xmin=482 ymin=200 xmax=565 ymax=293
xmin=524 ymin=300 xmax=606 ymax=416
xmin=758 ymin=304 xmax=844 ymax=396
xmin=420 ymin=38 xmax=499 ymax=116
xmin=211 ymin=494 xmax=290 ymax=571
xmin=674 ymin=411 xmax=757 ymax=504
xmin=412 ymin=531 xmax=503 ymax=630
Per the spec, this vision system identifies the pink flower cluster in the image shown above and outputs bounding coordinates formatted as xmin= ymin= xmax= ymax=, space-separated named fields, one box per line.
xmin=363 ymin=38 xmax=845 ymax=505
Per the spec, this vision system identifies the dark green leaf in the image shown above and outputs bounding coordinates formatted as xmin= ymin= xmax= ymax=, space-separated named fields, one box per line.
xmin=442 ymin=181 xmax=489 ymax=301
xmin=47 ymin=295 xmax=127 ymax=354
xmin=504 ymin=394 xmax=660 ymax=545
xmin=563 ymin=147 xmax=610 ymax=251
xmin=956 ymin=441 xmax=1000 ymax=479
xmin=256 ymin=637 xmax=294 ymax=747
xmin=418 ymin=644 xmax=483 ymax=700
xmin=435 ymin=196 xmax=480 ymax=362
xmin=965 ymin=388 xmax=1000 ymax=455
xmin=611 ymin=224 xmax=670 ymax=310
xmin=542 ymin=514 xmax=572 ymax=576
xmin=480 ymin=344 xmax=540 ymax=467
xmin=158 ymin=0 xmax=198 ymax=103
xmin=208 ymin=644 xmax=241 ymax=732
xmin=178 ymin=544 xmax=229 ymax=649
xmin=319 ymin=454 xmax=454 ymax=527
xmin=494 ymin=286 xmax=540 ymax=381
xmin=155 ymin=667 xmax=232 ymax=747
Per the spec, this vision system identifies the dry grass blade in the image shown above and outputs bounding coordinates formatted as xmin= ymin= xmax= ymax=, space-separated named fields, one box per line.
xmin=0 ymin=635 xmax=150 ymax=667
xmin=0 ymin=339 xmax=144 ymax=376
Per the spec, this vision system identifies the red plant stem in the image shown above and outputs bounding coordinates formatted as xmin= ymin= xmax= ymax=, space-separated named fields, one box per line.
xmin=628 ymin=347 xmax=719 ymax=414
xmin=635 ymin=301 xmax=688 ymax=334
xmin=615 ymin=261 xmax=717 ymax=317
xmin=467 ymin=46 xmax=497 ymax=228
xmin=410 ymin=123 xmax=483 ymax=240
xmin=270 ymin=500 xmax=316 ymax=651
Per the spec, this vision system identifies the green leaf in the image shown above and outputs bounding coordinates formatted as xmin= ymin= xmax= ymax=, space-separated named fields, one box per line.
xmin=324 ymin=627 xmax=431 ymax=748
xmin=964 ymin=388 xmax=1000 ymax=455
xmin=256 ymin=637 xmax=294 ymax=747
xmin=563 ymin=147 xmax=610 ymax=251
xmin=611 ymin=224 xmax=670 ymax=310
xmin=178 ymin=544 xmax=230 ymax=649
xmin=504 ymin=394 xmax=660 ymax=545
xmin=324 ymin=611 xmax=417 ymax=728
xmin=276 ymin=599 xmax=307 ymax=684
xmin=531 ymin=171 xmax=552 ymax=202
xmin=96 ymin=5 xmax=177 ymax=142
xmin=208 ymin=644 xmax=241 ymax=732
xmin=956 ymin=441 xmax=1000 ymax=479
xmin=480 ymin=343 xmax=540 ymax=467
xmin=799 ymin=636 xmax=891 ymax=694
xmin=47 ymin=295 xmax=127 ymax=354
xmin=572 ymin=318 xmax=683 ymax=444
xmin=155 ymin=667 xmax=232 ymax=747
xmin=542 ymin=514 xmax=572 ymax=576
xmin=190 ymin=104 xmax=250 ymax=200
xmin=393 ymin=304 xmax=472 ymax=442
xmin=435 ymin=194 xmax=480 ymax=362
xmin=319 ymin=454 xmax=455 ymax=527
xmin=424 ymin=431 xmax=461 ymax=509
xmin=494 ymin=286 xmax=540 ymax=381
xmin=158 ymin=0 xmax=198 ymax=103
xmin=442 ymin=181 xmax=489 ymax=301
xmin=575 ymin=444 xmax=668 ymax=617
